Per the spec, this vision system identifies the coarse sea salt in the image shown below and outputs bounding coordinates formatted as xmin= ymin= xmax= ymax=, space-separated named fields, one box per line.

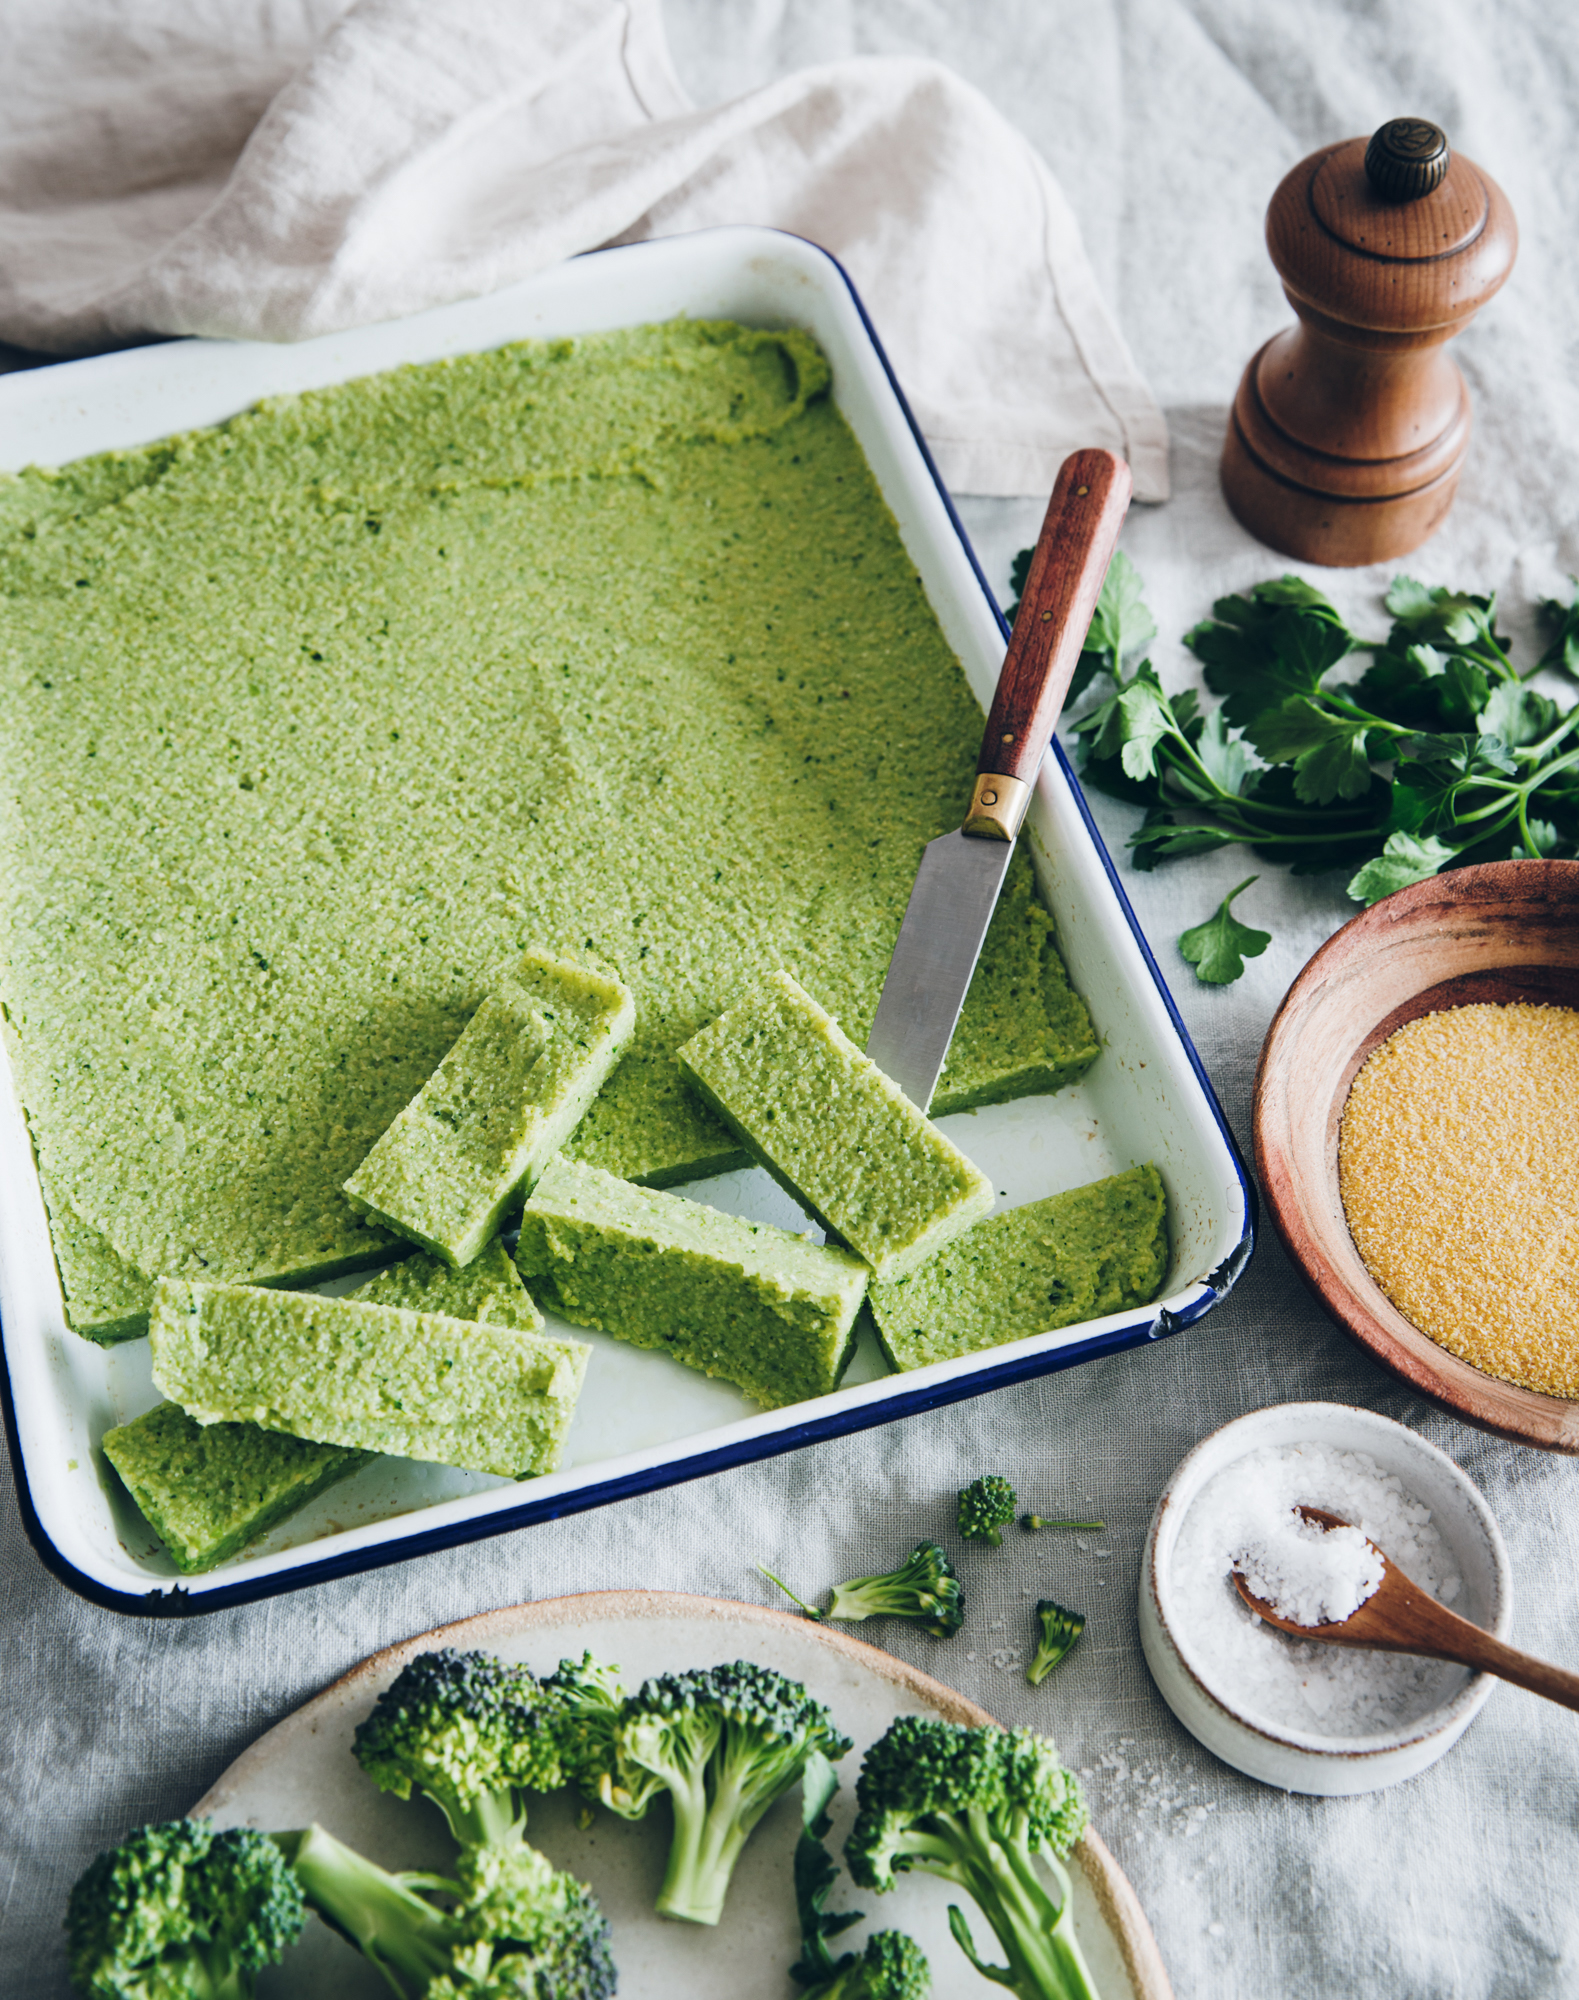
xmin=1232 ymin=1513 xmax=1384 ymax=1627
xmin=1169 ymin=1442 xmax=1464 ymax=1739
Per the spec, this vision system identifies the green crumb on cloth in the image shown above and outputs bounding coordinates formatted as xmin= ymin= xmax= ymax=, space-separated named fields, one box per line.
xmin=516 ymin=1155 xmax=868 ymax=1409
xmin=0 ymin=317 xmax=1095 ymax=1339
xmin=101 ymin=1244 xmax=549 ymax=1572
xmin=344 ymin=952 xmax=634 ymax=1268
xmin=676 ymin=968 xmax=993 ymax=1281
xmin=149 ymin=1275 xmax=587 ymax=1479
xmin=868 ymin=1164 xmax=1169 ymax=1370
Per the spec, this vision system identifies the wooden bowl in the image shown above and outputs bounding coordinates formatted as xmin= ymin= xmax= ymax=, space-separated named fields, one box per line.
xmin=1253 ymin=859 xmax=1579 ymax=1453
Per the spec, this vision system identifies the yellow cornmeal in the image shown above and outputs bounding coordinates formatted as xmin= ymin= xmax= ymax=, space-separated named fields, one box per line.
xmin=1338 ymin=1002 xmax=1579 ymax=1398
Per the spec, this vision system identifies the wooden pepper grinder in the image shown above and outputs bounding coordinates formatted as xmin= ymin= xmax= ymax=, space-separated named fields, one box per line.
xmin=1220 ymin=117 xmax=1517 ymax=566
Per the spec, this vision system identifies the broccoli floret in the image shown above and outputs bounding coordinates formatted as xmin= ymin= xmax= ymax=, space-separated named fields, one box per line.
xmin=65 ymin=1818 xmax=305 ymax=2000
xmin=957 ymin=1476 xmax=1017 ymax=1545
xmin=352 ymin=1647 xmax=565 ymax=1851
xmin=280 ymin=1822 xmax=614 ymax=2000
xmin=845 ymin=1717 xmax=1097 ymax=2000
xmin=792 ymin=1752 xmax=929 ymax=2000
xmin=802 ymin=1931 xmax=932 ymax=2000
xmin=1026 ymin=1602 xmax=1085 ymax=1687
xmin=540 ymin=1651 xmax=627 ymax=1803
xmin=762 ymin=1544 xmax=965 ymax=1639
xmin=580 ymin=1660 xmax=853 ymax=1926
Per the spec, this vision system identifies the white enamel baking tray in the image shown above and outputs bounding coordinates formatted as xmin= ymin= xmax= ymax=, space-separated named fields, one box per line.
xmin=0 ymin=227 xmax=1253 ymax=1614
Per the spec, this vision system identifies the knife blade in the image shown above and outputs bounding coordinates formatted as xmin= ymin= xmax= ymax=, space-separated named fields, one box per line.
xmin=865 ymin=447 xmax=1133 ymax=1110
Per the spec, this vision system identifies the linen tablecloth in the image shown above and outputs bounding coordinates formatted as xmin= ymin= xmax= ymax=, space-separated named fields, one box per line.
xmin=3 ymin=4 xmax=1576 ymax=1995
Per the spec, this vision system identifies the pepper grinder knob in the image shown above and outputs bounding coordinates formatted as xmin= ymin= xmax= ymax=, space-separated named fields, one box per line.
xmin=1364 ymin=117 xmax=1450 ymax=201
xmin=1220 ymin=117 xmax=1517 ymax=567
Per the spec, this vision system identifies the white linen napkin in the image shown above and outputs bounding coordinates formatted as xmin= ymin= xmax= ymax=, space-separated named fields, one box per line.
xmin=0 ymin=0 xmax=1167 ymax=498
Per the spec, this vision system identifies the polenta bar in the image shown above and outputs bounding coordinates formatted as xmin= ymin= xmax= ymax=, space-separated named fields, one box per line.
xmin=344 ymin=952 xmax=636 ymax=1267
xmin=675 ymin=970 xmax=993 ymax=1282
xmin=101 ymin=1404 xmax=371 ymax=1576
xmin=515 ymin=1156 xmax=869 ymax=1409
xmin=867 ymin=1164 xmax=1169 ymax=1370
xmin=101 ymin=1245 xmax=552 ymax=1574
xmin=351 ymin=1239 xmax=544 ymax=1329
xmin=150 ymin=1277 xmax=588 ymax=1478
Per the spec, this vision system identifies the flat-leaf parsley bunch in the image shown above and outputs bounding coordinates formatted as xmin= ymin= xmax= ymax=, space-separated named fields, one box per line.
xmin=1008 ymin=550 xmax=1579 ymax=982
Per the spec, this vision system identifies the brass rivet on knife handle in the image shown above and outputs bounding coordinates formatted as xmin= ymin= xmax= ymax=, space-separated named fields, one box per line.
xmin=967 ymin=447 xmax=1133 ymax=839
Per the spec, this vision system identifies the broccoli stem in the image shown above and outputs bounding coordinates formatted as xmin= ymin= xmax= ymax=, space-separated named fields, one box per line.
xmin=910 ymin=1809 xmax=1100 ymax=2000
xmin=653 ymin=1755 xmax=733 ymax=1924
xmin=276 ymin=1826 xmax=458 ymax=1999
xmin=436 ymin=1786 xmax=525 ymax=1851
xmin=656 ymin=1736 xmax=795 ymax=1925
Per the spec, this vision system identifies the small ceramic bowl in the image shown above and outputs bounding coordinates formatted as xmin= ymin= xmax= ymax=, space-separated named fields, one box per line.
xmin=1254 ymin=858 xmax=1579 ymax=1453
xmin=1139 ymin=1401 xmax=1511 ymax=1795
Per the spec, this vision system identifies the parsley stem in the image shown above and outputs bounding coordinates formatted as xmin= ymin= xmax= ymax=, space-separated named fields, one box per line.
xmin=1155 ymin=747 xmax=1377 ymax=822
xmin=1519 ymin=708 xmax=1579 ymax=760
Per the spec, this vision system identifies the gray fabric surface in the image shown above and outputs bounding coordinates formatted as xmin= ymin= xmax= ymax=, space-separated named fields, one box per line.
xmin=4 ymin=3 xmax=1577 ymax=1995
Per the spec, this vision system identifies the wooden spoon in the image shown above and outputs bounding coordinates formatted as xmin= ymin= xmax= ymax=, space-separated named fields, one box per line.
xmin=1231 ymin=1505 xmax=1579 ymax=1713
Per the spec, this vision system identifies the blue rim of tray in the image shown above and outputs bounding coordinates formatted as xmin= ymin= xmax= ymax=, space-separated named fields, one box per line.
xmin=0 ymin=231 xmax=1256 ymax=1615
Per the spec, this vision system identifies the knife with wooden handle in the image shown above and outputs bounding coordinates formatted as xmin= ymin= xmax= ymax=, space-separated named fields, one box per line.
xmin=865 ymin=447 xmax=1133 ymax=1110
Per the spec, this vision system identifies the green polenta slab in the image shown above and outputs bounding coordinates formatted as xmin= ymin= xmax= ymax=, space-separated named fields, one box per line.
xmin=676 ymin=970 xmax=993 ymax=1281
xmin=103 ymin=1246 xmax=552 ymax=1572
xmin=867 ymin=1165 xmax=1169 ymax=1370
xmin=0 ymin=319 xmax=1097 ymax=1340
xmin=350 ymin=1239 xmax=543 ymax=1328
xmin=345 ymin=953 xmax=634 ymax=1267
xmin=516 ymin=1156 xmax=868 ymax=1409
xmin=101 ymin=1405 xmax=371 ymax=1575
xmin=150 ymin=1277 xmax=587 ymax=1477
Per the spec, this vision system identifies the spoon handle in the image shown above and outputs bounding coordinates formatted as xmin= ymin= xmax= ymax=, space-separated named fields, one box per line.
xmin=1435 ymin=1622 xmax=1579 ymax=1713
xmin=1396 ymin=1587 xmax=1579 ymax=1713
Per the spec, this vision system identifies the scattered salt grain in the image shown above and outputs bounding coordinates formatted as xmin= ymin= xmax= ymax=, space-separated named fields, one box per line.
xmin=1169 ymin=1441 xmax=1464 ymax=1738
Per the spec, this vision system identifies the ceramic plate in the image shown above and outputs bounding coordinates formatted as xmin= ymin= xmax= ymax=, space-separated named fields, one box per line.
xmin=194 ymin=1590 xmax=1172 ymax=1999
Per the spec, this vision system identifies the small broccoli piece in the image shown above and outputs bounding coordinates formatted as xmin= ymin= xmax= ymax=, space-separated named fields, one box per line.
xmin=1020 ymin=1516 xmax=1104 ymax=1534
xmin=281 ymin=1822 xmax=615 ymax=2000
xmin=792 ymin=1751 xmax=929 ymax=1999
xmin=352 ymin=1647 xmax=565 ymax=1851
xmin=957 ymin=1476 xmax=1017 ymax=1546
xmin=1026 ymin=1602 xmax=1085 ymax=1687
xmin=590 ymin=1660 xmax=853 ymax=1926
xmin=803 ymin=1930 xmax=932 ymax=2000
xmin=541 ymin=1651 xmax=627 ymax=1803
xmin=845 ymin=1717 xmax=1097 ymax=2000
xmin=762 ymin=1544 xmax=965 ymax=1639
xmin=65 ymin=1818 xmax=305 ymax=2000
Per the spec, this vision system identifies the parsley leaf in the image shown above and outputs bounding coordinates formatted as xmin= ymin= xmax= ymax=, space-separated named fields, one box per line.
xmin=1044 ymin=557 xmax=1579 ymax=961
xmin=1245 ymin=696 xmax=1375 ymax=803
xmin=1347 ymin=831 xmax=1459 ymax=905
xmin=1185 ymin=582 xmax=1353 ymax=728
xmin=1383 ymin=576 xmax=1513 ymax=672
xmin=1178 ymin=877 xmax=1272 ymax=984
xmin=1081 ymin=550 xmax=1156 ymax=675
xmin=1479 ymin=680 xmax=1559 ymax=748
xmin=1537 ymin=578 xmax=1579 ymax=677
